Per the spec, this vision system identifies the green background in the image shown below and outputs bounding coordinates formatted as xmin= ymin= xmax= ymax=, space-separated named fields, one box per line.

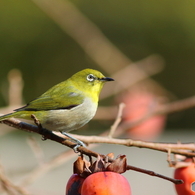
xmin=1 ymin=0 xmax=195 ymax=129
xmin=0 ymin=1 xmax=195 ymax=195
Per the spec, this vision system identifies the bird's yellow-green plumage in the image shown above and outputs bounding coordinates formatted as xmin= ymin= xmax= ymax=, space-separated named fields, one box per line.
xmin=0 ymin=69 xmax=114 ymax=133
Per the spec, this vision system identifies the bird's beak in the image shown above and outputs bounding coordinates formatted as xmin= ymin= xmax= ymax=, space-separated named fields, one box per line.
xmin=100 ymin=77 xmax=114 ymax=82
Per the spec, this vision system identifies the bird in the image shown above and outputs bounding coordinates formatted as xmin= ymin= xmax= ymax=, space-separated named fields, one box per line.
xmin=0 ymin=69 xmax=114 ymax=149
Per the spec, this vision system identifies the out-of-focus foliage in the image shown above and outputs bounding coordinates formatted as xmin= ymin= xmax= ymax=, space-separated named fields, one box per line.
xmin=1 ymin=0 xmax=195 ymax=128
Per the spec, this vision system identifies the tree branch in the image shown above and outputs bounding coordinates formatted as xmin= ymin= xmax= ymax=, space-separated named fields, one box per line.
xmin=0 ymin=117 xmax=190 ymax=184
xmin=0 ymin=164 xmax=29 ymax=195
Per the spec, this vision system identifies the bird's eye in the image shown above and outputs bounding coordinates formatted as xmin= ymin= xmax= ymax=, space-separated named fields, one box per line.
xmin=86 ymin=74 xmax=95 ymax=82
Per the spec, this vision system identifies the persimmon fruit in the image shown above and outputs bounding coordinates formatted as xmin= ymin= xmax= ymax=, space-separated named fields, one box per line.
xmin=66 ymin=174 xmax=85 ymax=195
xmin=174 ymin=161 xmax=195 ymax=195
xmin=121 ymin=90 xmax=166 ymax=140
xmin=81 ymin=171 xmax=131 ymax=195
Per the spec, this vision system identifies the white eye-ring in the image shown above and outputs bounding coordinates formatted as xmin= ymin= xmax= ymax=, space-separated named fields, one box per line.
xmin=86 ymin=74 xmax=95 ymax=82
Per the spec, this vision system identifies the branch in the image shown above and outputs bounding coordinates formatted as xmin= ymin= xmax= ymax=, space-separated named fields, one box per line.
xmin=108 ymin=103 xmax=125 ymax=138
xmin=95 ymin=94 xmax=195 ymax=122
xmin=126 ymin=164 xmax=181 ymax=184
xmin=0 ymin=117 xmax=189 ymax=184
xmin=70 ymin=134 xmax=195 ymax=157
xmin=30 ymin=0 xmax=171 ymax=99
xmin=20 ymin=149 xmax=75 ymax=186
xmin=7 ymin=69 xmax=23 ymax=107
xmin=2 ymin=117 xmax=195 ymax=157
xmin=157 ymin=95 xmax=195 ymax=115
xmin=0 ymin=164 xmax=29 ymax=195
xmin=0 ymin=118 xmax=99 ymax=157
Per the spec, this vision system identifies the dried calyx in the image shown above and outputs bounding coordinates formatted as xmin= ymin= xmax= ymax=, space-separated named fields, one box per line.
xmin=73 ymin=153 xmax=127 ymax=178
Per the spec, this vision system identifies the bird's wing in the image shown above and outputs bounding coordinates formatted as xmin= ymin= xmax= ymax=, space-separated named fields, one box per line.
xmin=15 ymin=89 xmax=84 ymax=111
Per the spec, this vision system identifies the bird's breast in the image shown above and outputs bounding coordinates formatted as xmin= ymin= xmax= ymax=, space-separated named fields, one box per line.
xmin=41 ymin=97 xmax=98 ymax=132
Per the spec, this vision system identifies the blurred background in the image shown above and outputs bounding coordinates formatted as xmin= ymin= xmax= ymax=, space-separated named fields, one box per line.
xmin=0 ymin=0 xmax=195 ymax=194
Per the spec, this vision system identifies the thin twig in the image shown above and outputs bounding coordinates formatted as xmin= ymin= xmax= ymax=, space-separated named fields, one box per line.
xmin=0 ymin=118 xmax=191 ymax=184
xmin=20 ymin=141 xmax=101 ymax=186
xmin=74 ymin=134 xmax=195 ymax=157
xmin=1 ymin=118 xmax=195 ymax=157
xmin=30 ymin=0 xmax=170 ymax=99
xmin=126 ymin=164 xmax=182 ymax=184
xmin=0 ymin=164 xmax=30 ymax=195
xmin=20 ymin=149 xmax=74 ymax=186
xmin=8 ymin=69 xmax=23 ymax=106
xmin=108 ymin=103 xmax=125 ymax=138
xmin=27 ymin=136 xmax=45 ymax=166
xmin=1 ymin=113 xmax=195 ymax=159
xmin=94 ymin=94 xmax=195 ymax=125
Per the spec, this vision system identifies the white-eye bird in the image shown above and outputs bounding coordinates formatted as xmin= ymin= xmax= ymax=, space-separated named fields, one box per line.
xmin=0 ymin=69 xmax=114 ymax=148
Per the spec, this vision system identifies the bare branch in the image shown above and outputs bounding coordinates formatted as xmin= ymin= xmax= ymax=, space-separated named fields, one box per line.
xmin=1 ymin=117 xmax=195 ymax=157
xmin=72 ymin=134 xmax=195 ymax=157
xmin=0 ymin=164 xmax=29 ymax=195
xmin=27 ymin=137 xmax=45 ymax=166
xmin=108 ymin=103 xmax=125 ymax=138
xmin=0 ymin=118 xmax=185 ymax=184
xmin=126 ymin=164 xmax=182 ymax=184
xmin=8 ymin=69 xmax=23 ymax=107
xmin=30 ymin=0 xmax=170 ymax=99
xmin=95 ymin=95 xmax=195 ymax=126
xmin=20 ymin=149 xmax=74 ymax=186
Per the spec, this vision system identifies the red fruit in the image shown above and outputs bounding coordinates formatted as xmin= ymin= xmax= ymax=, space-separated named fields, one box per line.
xmin=121 ymin=90 xmax=166 ymax=140
xmin=81 ymin=171 xmax=131 ymax=195
xmin=174 ymin=160 xmax=195 ymax=195
xmin=66 ymin=174 xmax=85 ymax=195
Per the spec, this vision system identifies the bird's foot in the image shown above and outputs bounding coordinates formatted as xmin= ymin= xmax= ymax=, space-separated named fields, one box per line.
xmin=60 ymin=131 xmax=86 ymax=153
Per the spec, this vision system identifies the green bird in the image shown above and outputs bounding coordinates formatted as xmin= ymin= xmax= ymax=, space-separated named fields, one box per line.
xmin=0 ymin=69 xmax=114 ymax=148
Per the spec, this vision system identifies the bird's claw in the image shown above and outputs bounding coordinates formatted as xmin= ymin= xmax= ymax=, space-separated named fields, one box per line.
xmin=60 ymin=131 xmax=86 ymax=153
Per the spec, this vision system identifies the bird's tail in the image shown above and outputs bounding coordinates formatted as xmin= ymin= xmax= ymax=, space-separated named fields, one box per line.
xmin=0 ymin=111 xmax=35 ymax=122
xmin=0 ymin=112 xmax=17 ymax=121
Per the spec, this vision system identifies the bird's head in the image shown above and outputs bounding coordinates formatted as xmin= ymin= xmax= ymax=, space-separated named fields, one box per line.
xmin=70 ymin=69 xmax=114 ymax=98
